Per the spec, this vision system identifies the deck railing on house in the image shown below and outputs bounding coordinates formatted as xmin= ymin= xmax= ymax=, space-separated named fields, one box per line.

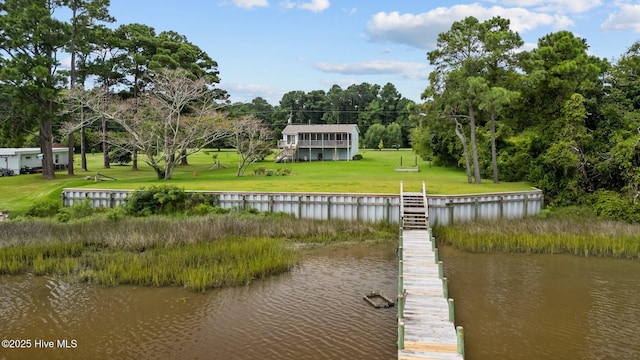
xmin=296 ymin=140 xmax=352 ymax=148
xmin=278 ymin=140 xmax=352 ymax=149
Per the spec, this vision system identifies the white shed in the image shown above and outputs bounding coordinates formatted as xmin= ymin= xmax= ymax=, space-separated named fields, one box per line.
xmin=0 ymin=147 xmax=70 ymax=174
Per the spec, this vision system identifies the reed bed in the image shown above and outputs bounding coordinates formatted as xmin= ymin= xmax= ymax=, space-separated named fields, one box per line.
xmin=0 ymin=213 xmax=394 ymax=249
xmin=0 ymin=214 xmax=395 ymax=291
xmin=434 ymin=218 xmax=640 ymax=259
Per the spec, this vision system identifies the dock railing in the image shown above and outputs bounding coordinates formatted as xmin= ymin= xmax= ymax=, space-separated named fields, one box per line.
xmin=398 ymin=181 xmax=464 ymax=359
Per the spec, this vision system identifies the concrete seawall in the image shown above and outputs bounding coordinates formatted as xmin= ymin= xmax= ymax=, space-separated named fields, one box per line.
xmin=61 ymin=187 xmax=543 ymax=224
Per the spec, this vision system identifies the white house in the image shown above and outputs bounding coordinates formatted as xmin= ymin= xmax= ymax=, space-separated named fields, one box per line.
xmin=0 ymin=146 xmax=70 ymax=174
xmin=276 ymin=124 xmax=359 ymax=162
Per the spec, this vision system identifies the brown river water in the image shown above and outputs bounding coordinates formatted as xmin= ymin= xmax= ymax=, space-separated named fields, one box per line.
xmin=1 ymin=242 xmax=640 ymax=360
xmin=0 ymin=244 xmax=398 ymax=360
xmin=440 ymin=246 xmax=640 ymax=360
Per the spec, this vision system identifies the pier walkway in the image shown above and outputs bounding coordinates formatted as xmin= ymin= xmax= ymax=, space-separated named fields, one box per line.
xmin=398 ymin=182 xmax=464 ymax=359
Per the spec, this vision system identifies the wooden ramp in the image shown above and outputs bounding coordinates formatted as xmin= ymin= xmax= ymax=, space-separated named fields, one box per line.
xmin=398 ymin=182 xmax=464 ymax=360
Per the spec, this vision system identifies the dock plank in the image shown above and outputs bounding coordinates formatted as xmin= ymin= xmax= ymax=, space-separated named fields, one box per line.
xmin=399 ymin=188 xmax=463 ymax=359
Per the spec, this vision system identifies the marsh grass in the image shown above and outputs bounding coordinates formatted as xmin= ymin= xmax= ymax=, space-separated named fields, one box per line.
xmin=0 ymin=213 xmax=396 ymax=291
xmin=0 ymin=213 xmax=394 ymax=248
xmin=435 ymin=218 xmax=640 ymax=259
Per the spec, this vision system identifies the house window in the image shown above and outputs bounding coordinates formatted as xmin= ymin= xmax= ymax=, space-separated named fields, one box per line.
xmin=25 ymin=156 xmax=31 ymax=160
xmin=55 ymin=154 xmax=59 ymax=164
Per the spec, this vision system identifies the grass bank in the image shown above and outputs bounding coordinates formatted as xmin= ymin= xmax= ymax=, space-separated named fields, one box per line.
xmin=0 ymin=213 xmax=397 ymax=292
xmin=434 ymin=217 xmax=640 ymax=259
xmin=0 ymin=149 xmax=534 ymax=212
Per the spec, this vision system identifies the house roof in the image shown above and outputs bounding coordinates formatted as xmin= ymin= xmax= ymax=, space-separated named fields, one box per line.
xmin=282 ymin=124 xmax=358 ymax=134
xmin=0 ymin=147 xmax=69 ymax=156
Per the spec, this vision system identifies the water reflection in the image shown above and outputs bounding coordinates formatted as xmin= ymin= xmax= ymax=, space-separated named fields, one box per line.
xmin=0 ymin=243 xmax=397 ymax=360
xmin=441 ymin=247 xmax=640 ymax=360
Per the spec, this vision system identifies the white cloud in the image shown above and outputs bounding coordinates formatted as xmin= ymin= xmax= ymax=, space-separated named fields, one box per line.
xmin=232 ymin=0 xmax=269 ymax=9
xmin=313 ymin=60 xmax=428 ymax=80
xmin=494 ymin=0 xmax=603 ymax=14
xmin=366 ymin=4 xmax=574 ymax=50
xmin=299 ymin=0 xmax=329 ymax=12
xmin=342 ymin=7 xmax=357 ymax=15
xmin=280 ymin=0 xmax=329 ymax=12
xmin=601 ymin=4 xmax=640 ymax=32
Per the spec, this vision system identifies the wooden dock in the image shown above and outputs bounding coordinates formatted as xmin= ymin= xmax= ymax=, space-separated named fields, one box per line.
xmin=398 ymin=182 xmax=464 ymax=359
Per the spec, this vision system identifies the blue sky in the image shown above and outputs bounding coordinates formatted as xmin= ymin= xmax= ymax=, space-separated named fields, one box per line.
xmin=104 ymin=0 xmax=640 ymax=105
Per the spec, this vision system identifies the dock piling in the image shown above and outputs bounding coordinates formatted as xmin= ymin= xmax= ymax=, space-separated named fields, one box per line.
xmin=398 ymin=182 xmax=464 ymax=359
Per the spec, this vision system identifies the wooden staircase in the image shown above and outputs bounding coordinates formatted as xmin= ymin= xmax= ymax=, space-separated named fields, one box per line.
xmin=400 ymin=182 xmax=428 ymax=230
xmin=275 ymin=143 xmax=297 ymax=163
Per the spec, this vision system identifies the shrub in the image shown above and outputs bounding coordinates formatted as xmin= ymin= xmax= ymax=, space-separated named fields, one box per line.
xmin=105 ymin=206 xmax=127 ymax=222
xmin=186 ymin=193 xmax=219 ymax=208
xmin=352 ymin=154 xmax=363 ymax=160
xmin=187 ymin=204 xmax=216 ymax=216
xmin=253 ymin=167 xmax=266 ymax=176
xmin=56 ymin=209 xmax=71 ymax=223
xmin=69 ymin=198 xmax=94 ymax=219
xmin=590 ymin=191 xmax=640 ymax=223
xmin=108 ymin=147 xmax=132 ymax=165
xmin=27 ymin=199 xmax=61 ymax=218
xmin=125 ymin=186 xmax=191 ymax=216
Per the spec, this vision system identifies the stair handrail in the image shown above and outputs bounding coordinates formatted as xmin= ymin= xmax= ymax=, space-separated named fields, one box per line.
xmin=400 ymin=181 xmax=405 ymax=223
xmin=421 ymin=181 xmax=429 ymax=221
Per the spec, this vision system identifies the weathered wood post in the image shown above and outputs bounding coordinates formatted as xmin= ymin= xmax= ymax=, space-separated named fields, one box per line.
xmin=457 ymin=326 xmax=465 ymax=357
xmin=269 ymin=194 xmax=274 ymax=213
xmin=398 ymin=320 xmax=405 ymax=350
xmin=327 ymin=196 xmax=331 ymax=220
xmin=443 ymin=277 xmax=448 ymax=298
xmin=385 ymin=198 xmax=390 ymax=223
xmin=448 ymin=298 xmax=455 ymax=322
xmin=438 ymin=261 xmax=444 ymax=279
xmin=434 ymin=248 xmax=439 ymax=263
xmin=474 ymin=198 xmax=479 ymax=221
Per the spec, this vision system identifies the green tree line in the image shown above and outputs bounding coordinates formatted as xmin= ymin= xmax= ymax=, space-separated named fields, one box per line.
xmin=413 ymin=16 xmax=640 ymax=219
xmin=225 ymin=82 xmax=416 ymax=149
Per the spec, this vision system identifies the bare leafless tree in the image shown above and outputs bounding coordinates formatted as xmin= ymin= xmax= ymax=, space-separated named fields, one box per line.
xmin=228 ymin=115 xmax=272 ymax=177
xmin=79 ymin=69 xmax=232 ymax=179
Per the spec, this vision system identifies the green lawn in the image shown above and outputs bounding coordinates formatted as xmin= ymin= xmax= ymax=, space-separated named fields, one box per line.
xmin=0 ymin=149 xmax=534 ymax=212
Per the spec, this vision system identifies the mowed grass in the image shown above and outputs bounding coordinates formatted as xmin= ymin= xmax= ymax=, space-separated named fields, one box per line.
xmin=0 ymin=148 xmax=534 ymax=211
